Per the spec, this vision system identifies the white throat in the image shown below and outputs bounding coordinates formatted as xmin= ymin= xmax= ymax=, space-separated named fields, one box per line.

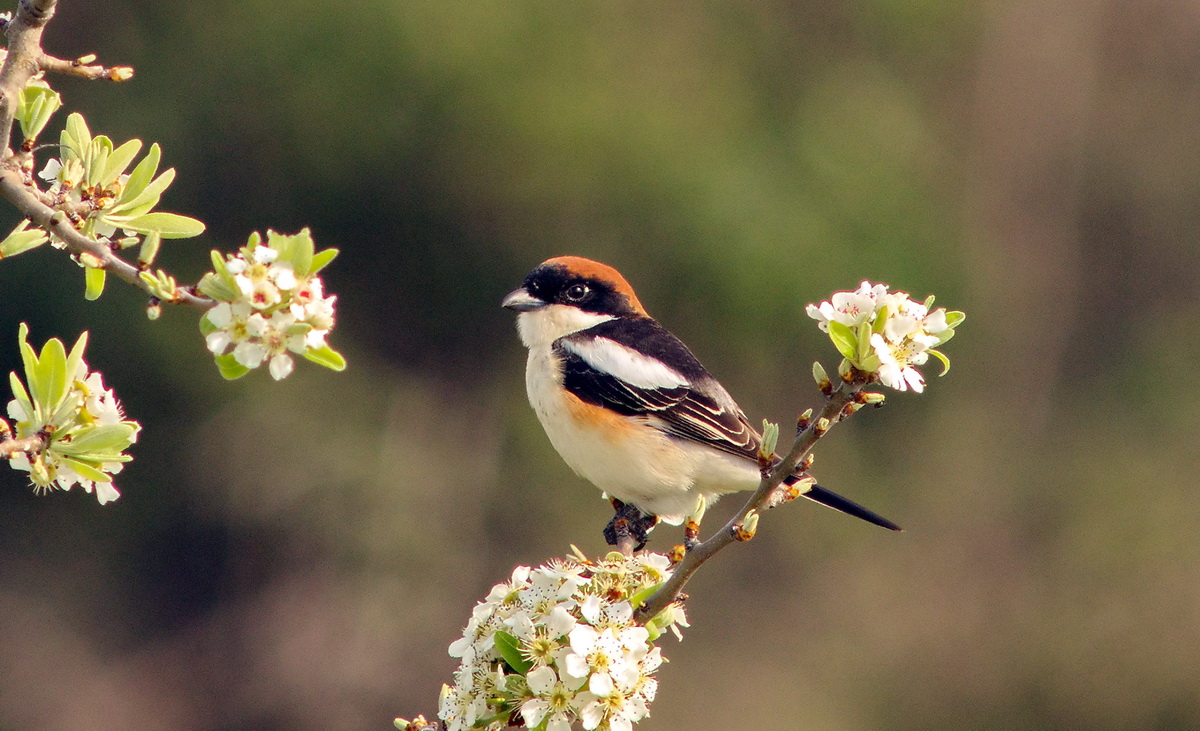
xmin=516 ymin=304 xmax=615 ymax=349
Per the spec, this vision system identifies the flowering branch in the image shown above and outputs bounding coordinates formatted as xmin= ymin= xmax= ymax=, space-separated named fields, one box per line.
xmin=2 ymin=1 xmax=347 ymax=504
xmin=405 ymin=282 xmax=962 ymax=729
xmin=633 ymin=373 xmax=869 ymax=624
xmin=0 ymin=167 xmax=214 ymax=309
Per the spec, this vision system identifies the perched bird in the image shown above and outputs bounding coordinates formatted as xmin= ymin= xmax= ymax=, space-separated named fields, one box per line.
xmin=502 ymin=256 xmax=900 ymax=547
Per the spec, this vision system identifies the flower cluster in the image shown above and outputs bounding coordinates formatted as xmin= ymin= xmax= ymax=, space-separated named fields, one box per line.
xmin=807 ymin=281 xmax=963 ymax=392
xmin=4 ymin=325 xmax=140 ymax=504
xmin=436 ymin=550 xmax=687 ymax=731
xmin=198 ymin=230 xmax=345 ymax=381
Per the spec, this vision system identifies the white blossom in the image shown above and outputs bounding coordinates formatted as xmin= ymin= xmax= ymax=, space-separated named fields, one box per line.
xmin=438 ymin=551 xmax=682 ymax=730
xmin=808 ymin=281 xmax=962 ymax=393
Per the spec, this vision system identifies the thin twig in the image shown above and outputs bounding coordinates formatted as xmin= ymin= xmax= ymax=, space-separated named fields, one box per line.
xmin=38 ymin=53 xmax=133 ymax=81
xmin=634 ymin=374 xmax=868 ymax=623
xmin=0 ymin=433 xmax=45 ymax=458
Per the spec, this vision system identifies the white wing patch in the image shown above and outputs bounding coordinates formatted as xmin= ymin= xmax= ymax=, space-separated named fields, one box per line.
xmin=562 ymin=337 xmax=690 ymax=390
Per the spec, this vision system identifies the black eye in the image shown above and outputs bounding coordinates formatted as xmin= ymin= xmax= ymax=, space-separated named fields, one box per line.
xmin=564 ymin=283 xmax=591 ymax=302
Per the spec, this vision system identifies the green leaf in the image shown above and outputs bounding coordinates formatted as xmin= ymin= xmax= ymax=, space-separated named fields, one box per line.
xmin=856 ymin=321 xmax=874 ymax=364
xmin=826 ymin=321 xmax=858 ymax=361
xmin=492 ymin=631 xmax=532 ymax=675
xmin=120 ymin=212 xmax=205 ymax=238
xmin=63 ymin=331 xmax=89 ymax=388
xmin=629 ymin=581 xmax=665 ymax=612
xmin=928 ymin=348 xmax=951 ymax=376
xmin=86 ymin=135 xmax=114 ymax=187
xmin=121 ymin=143 xmax=161 ymax=202
xmin=110 ymin=167 xmax=176 ymax=217
xmin=198 ymin=309 xmax=219 ymax=336
xmin=287 ymin=229 xmax=315 ymax=276
xmin=17 ymin=323 xmax=39 ymax=397
xmin=17 ymin=82 xmax=61 ymax=141
xmin=303 ymin=345 xmax=346 ymax=371
xmin=33 ymin=336 xmax=68 ymax=413
xmin=137 ymin=231 xmax=162 ymax=267
xmin=57 ymin=456 xmax=111 ymax=483
xmin=933 ymin=328 xmax=956 ymax=347
xmin=84 ymin=266 xmax=106 ymax=300
xmin=873 ymin=305 xmax=889 ymax=334
xmin=64 ymin=112 xmax=91 ymax=159
xmin=196 ymin=271 xmax=241 ymax=302
xmin=56 ymin=423 xmax=138 ymax=455
xmin=9 ymin=371 xmax=33 ymax=422
xmin=100 ymin=138 xmax=142 ymax=186
xmin=309 ymin=247 xmax=339 ymax=274
xmin=0 ymin=222 xmax=48 ymax=258
xmin=812 ymin=360 xmax=830 ymax=388
xmin=215 ymin=353 xmax=251 ymax=380
xmin=945 ymin=310 xmax=966 ymax=328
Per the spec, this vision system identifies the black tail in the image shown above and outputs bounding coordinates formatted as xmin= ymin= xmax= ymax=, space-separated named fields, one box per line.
xmin=796 ymin=481 xmax=902 ymax=531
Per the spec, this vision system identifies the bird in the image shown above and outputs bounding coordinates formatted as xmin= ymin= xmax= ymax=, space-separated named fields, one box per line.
xmin=502 ymin=255 xmax=900 ymax=549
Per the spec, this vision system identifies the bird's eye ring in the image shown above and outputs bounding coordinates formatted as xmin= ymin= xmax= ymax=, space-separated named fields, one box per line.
xmin=564 ymin=283 xmax=591 ymax=302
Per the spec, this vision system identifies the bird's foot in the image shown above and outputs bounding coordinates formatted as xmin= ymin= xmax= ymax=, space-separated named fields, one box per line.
xmin=604 ymin=499 xmax=658 ymax=554
xmin=683 ymin=518 xmax=702 ymax=551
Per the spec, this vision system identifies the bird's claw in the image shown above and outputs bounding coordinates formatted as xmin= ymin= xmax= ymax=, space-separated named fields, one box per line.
xmin=604 ymin=499 xmax=658 ymax=553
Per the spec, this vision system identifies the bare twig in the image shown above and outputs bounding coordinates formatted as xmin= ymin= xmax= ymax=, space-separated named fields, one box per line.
xmin=38 ymin=53 xmax=133 ymax=81
xmin=634 ymin=373 xmax=870 ymax=624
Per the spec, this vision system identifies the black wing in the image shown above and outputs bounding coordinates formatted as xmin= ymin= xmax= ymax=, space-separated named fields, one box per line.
xmin=557 ymin=318 xmax=760 ymax=461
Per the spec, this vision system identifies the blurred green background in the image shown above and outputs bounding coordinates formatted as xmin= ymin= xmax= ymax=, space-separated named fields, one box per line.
xmin=3 ymin=1 xmax=1199 ymax=729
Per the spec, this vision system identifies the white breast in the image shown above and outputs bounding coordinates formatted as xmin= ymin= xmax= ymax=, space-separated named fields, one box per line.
xmin=522 ymin=345 xmax=758 ymax=524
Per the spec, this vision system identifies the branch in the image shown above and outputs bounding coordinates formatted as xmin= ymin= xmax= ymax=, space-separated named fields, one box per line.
xmin=0 ymin=0 xmax=59 ymax=155
xmin=634 ymin=373 xmax=870 ymax=623
xmin=38 ymin=53 xmax=132 ymax=82
xmin=0 ymin=166 xmax=215 ymax=310
xmin=0 ymin=425 xmax=46 ymax=458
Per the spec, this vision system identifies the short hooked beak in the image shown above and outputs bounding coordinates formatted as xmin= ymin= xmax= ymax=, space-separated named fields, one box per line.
xmin=501 ymin=287 xmax=547 ymax=312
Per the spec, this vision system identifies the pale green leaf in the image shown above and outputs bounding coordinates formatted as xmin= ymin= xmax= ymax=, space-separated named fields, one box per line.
xmin=0 ymin=224 xmax=48 ymax=258
xmin=826 ymin=321 xmax=858 ymax=361
xmin=34 ymin=336 xmax=68 ymax=412
xmin=84 ymin=266 xmax=106 ymax=300
xmin=215 ymin=353 xmax=251 ymax=380
xmin=108 ymin=167 xmax=175 ymax=216
xmin=63 ymin=331 xmax=89 ymax=388
xmin=57 ymin=456 xmax=111 ymax=483
xmin=873 ymin=304 xmax=889 ymax=334
xmin=121 ymin=143 xmax=160 ymax=202
xmin=17 ymin=323 xmax=38 ymax=395
xmin=9 ymin=372 xmax=33 ymax=422
xmin=100 ymin=138 xmax=142 ymax=186
xmin=309 ymin=247 xmax=338 ymax=275
xmin=196 ymin=271 xmax=240 ymax=302
xmin=928 ymin=348 xmax=951 ymax=376
xmin=55 ymin=423 xmax=137 ymax=455
xmin=64 ymin=112 xmax=91 ymax=159
xmin=303 ymin=346 xmax=346 ymax=371
xmin=120 ymin=212 xmax=205 ymax=238
xmin=492 ymin=631 xmax=532 ymax=675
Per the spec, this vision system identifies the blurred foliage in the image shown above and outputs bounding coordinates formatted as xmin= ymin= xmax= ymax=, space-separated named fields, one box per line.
xmin=2 ymin=0 xmax=1200 ymax=729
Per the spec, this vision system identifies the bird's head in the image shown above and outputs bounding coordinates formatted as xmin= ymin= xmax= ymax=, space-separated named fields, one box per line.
xmin=502 ymin=256 xmax=648 ymax=347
